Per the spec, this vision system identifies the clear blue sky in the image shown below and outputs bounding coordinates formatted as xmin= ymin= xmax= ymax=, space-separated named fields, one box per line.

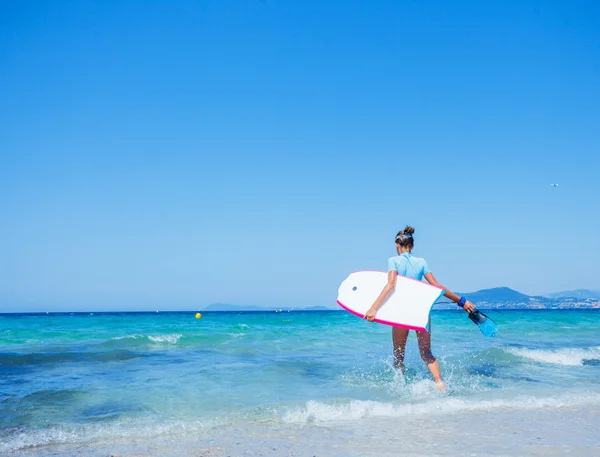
xmin=1 ymin=0 xmax=599 ymax=312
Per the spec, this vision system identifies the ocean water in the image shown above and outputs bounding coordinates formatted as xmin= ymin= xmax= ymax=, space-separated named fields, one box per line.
xmin=1 ymin=309 xmax=599 ymax=456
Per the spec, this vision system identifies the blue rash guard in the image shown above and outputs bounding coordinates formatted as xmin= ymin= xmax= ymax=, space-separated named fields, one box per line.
xmin=387 ymin=252 xmax=431 ymax=281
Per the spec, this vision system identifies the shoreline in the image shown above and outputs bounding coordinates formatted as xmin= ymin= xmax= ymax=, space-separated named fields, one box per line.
xmin=11 ymin=404 xmax=600 ymax=457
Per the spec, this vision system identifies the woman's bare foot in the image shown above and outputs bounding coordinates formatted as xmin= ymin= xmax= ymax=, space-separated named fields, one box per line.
xmin=435 ymin=380 xmax=447 ymax=391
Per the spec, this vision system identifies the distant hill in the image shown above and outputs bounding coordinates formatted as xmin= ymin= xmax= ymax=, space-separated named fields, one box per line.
xmin=547 ymin=289 xmax=600 ymax=300
xmin=456 ymin=287 xmax=534 ymax=303
xmin=435 ymin=286 xmax=600 ymax=310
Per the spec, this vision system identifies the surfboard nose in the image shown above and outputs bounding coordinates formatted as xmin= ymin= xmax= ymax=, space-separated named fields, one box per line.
xmin=337 ymin=272 xmax=384 ymax=310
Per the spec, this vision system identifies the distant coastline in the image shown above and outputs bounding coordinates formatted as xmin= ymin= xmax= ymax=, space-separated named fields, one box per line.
xmin=202 ymin=286 xmax=600 ymax=312
xmin=444 ymin=287 xmax=600 ymax=310
xmin=1 ymin=287 xmax=598 ymax=314
xmin=1 ymin=308 xmax=600 ymax=316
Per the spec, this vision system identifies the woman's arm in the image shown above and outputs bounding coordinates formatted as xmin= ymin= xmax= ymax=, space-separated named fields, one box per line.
xmin=365 ymin=270 xmax=397 ymax=322
xmin=424 ymin=272 xmax=476 ymax=313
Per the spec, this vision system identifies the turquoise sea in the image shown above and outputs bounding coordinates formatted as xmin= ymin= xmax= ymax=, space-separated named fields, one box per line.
xmin=1 ymin=309 xmax=600 ymax=456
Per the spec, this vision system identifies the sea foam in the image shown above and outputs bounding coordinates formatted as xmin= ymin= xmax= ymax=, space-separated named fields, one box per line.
xmin=281 ymin=391 xmax=600 ymax=424
xmin=112 ymin=334 xmax=182 ymax=344
xmin=507 ymin=346 xmax=600 ymax=366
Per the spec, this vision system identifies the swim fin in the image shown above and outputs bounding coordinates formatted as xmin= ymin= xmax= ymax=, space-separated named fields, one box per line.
xmin=468 ymin=309 xmax=498 ymax=337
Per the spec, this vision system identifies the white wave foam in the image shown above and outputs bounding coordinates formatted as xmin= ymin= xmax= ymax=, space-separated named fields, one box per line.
xmin=113 ymin=334 xmax=144 ymax=340
xmin=112 ymin=334 xmax=182 ymax=344
xmin=148 ymin=334 xmax=182 ymax=344
xmin=507 ymin=347 xmax=600 ymax=366
xmin=0 ymin=418 xmax=208 ymax=454
xmin=281 ymin=392 xmax=600 ymax=424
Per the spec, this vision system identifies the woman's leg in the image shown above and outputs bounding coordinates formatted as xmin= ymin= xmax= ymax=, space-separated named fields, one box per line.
xmin=416 ymin=321 xmax=445 ymax=388
xmin=392 ymin=327 xmax=409 ymax=372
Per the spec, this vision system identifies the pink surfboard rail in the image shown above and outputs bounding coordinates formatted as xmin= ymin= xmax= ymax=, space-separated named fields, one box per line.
xmin=337 ymin=299 xmax=428 ymax=332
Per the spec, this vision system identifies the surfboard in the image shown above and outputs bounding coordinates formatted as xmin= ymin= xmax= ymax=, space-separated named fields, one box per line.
xmin=337 ymin=271 xmax=445 ymax=332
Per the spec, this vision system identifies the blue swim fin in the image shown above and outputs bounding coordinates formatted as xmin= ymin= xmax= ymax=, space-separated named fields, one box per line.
xmin=468 ymin=309 xmax=498 ymax=337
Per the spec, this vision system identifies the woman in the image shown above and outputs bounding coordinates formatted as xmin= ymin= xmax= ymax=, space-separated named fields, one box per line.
xmin=364 ymin=225 xmax=476 ymax=390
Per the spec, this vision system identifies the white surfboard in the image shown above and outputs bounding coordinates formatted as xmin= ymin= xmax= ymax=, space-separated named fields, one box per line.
xmin=337 ymin=271 xmax=445 ymax=332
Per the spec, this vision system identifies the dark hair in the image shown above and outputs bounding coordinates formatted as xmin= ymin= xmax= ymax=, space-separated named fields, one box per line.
xmin=395 ymin=225 xmax=415 ymax=250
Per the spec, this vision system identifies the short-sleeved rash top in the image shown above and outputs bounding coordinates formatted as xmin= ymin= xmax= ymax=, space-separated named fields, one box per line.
xmin=387 ymin=252 xmax=431 ymax=281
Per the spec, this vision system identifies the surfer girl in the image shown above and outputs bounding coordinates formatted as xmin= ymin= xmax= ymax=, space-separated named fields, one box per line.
xmin=364 ymin=225 xmax=476 ymax=390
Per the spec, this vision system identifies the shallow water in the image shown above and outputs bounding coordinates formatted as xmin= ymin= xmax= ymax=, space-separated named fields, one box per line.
xmin=1 ymin=309 xmax=599 ymax=455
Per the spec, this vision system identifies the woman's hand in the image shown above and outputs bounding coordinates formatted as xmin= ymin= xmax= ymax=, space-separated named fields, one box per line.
xmin=463 ymin=300 xmax=476 ymax=313
xmin=365 ymin=306 xmax=378 ymax=322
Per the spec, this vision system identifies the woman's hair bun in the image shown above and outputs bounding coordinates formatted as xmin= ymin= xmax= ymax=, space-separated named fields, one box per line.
xmin=403 ymin=225 xmax=415 ymax=236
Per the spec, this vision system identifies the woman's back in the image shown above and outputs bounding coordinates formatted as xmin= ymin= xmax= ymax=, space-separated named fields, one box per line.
xmin=387 ymin=252 xmax=430 ymax=281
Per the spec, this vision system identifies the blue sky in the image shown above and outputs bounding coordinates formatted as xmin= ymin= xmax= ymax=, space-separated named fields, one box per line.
xmin=1 ymin=0 xmax=599 ymax=312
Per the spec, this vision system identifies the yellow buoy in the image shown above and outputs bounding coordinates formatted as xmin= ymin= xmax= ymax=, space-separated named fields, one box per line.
xmin=195 ymin=313 xmax=202 ymax=319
